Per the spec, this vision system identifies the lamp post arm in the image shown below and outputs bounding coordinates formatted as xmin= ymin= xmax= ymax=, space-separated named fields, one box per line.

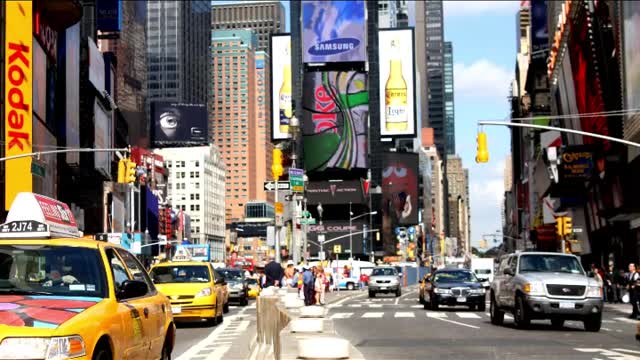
xmin=0 ymin=147 xmax=129 ymax=162
xmin=350 ymin=211 xmax=375 ymax=222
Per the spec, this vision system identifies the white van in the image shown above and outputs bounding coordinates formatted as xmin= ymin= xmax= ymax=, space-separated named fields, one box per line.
xmin=471 ymin=257 xmax=495 ymax=287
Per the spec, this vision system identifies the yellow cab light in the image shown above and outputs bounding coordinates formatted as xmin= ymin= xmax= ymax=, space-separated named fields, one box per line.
xmin=0 ymin=192 xmax=80 ymax=239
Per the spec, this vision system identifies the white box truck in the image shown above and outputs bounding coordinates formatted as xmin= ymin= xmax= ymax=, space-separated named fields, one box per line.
xmin=471 ymin=258 xmax=495 ymax=288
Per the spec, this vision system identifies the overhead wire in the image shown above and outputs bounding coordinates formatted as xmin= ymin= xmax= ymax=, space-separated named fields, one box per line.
xmin=482 ymin=108 xmax=640 ymax=123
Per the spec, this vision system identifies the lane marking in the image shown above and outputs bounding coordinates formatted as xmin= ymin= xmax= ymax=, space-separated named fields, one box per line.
xmin=175 ymin=314 xmax=240 ymax=360
xmin=348 ymin=304 xmax=363 ymax=308
xmin=602 ymin=327 xmax=612 ymax=331
xmin=613 ymin=317 xmax=638 ymax=324
xmin=456 ymin=312 xmax=481 ymax=319
xmin=602 ymin=319 xmax=615 ymax=323
xmin=205 ymin=345 xmax=231 ymax=360
xmin=394 ymin=312 xmax=415 ymax=318
xmin=612 ymin=349 xmax=640 ymax=355
xmin=368 ymin=304 xmax=383 ymax=308
xmin=411 ymin=305 xmax=424 ymax=309
xmin=426 ymin=312 xmax=447 ymax=318
xmin=430 ymin=316 xmax=480 ymax=329
xmin=330 ymin=312 xmax=353 ymax=319
xmin=362 ymin=312 xmax=384 ymax=318
xmin=235 ymin=320 xmax=250 ymax=332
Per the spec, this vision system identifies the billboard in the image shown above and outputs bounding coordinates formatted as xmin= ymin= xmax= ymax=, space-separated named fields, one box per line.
xmin=96 ymin=0 xmax=123 ymax=32
xmin=151 ymin=102 xmax=208 ymax=147
xmin=65 ymin=24 xmax=81 ymax=165
xmin=378 ymin=28 xmax=416 ymax=137
xmin=5 ymin=1 xmax=33 ymax=210
xmin=302 ymin=71 xmax=368 ymax=172
xmin=624 ymin=1 xmax=640 ymax=134
xmin=33 ymin=39 xmax=47 ymax=121
xmin=94 ymin=101 xmax=112 ymax=176
xmin=530 ymin=0 xmax=549 ymax=60
xmin=382 ymin=152 xmax=419 ymax=227
xmin=305 ymin=180 xmax=366 ymax=205
xmin=302 ymin=0 xmax=366 ymax=63
xmin=270 ymin=34 xmax=292 ymax=140
xmin=306 ymin=221 xmax=366 ymax=256
xmin=88 ymin=38 xmax=105 ymax=94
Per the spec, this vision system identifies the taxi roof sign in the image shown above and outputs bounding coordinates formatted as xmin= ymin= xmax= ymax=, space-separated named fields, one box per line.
xmin=172 ymin=247 xmax=192 ymax=262
xmin=0 ymin=192 xmax=80 ymax=239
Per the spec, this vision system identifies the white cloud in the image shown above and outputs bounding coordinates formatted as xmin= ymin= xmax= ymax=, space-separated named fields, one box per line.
xmin=444 ymin=1 xmax=521 ymax=17
xmin=470 ymin=178 xmax=504 ymax=205
xmin=454 ymin=60 xmax=513 ymax=99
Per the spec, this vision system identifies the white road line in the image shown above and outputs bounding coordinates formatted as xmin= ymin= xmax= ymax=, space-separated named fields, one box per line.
xmin=430 ymin=316 xmax=481 ymax=329
xmin=362 ymin=312 xmax=385 ymax=318
xmin=327 ymin=304 xmax=343 ymax=308
xmin=602 ymin=327 xmax=612 ymax=331
xmin=235 ymin=320 xmax=250 ymax=332
xmin=394 ymin=312 xmax=415 ymax=318
xmin=395 ymin=297 xmax=400 ymax=305
xmin=456 ymin=312 xmax=481 ymax=319
xmin=369 ymin=304 xmax=383 ymax=308
xmin=348 ymin=304 xmax=363 ymax=308
xmin=205 ymin=345 xmax=231 ymax=360
xmin=612 ymin=349 xmax=640 ymax=355
xmin=399 ymin=289 xmax=417 ymax=299
xmin=411 ymin=305 xmax=424 ymax=308
xmin=330 ymin=312 xmax=353 ymax=319
xmin=485 ymin=312 xmax=490 ymax=317
xmin=614 ymin=317 xmax=638 ymax=324
xmin=426 ymin=312 xmax=447 ymax=318
xmin=602 ymin=319 xmax=615 ymax=323
xmin=175 ymin=314 xmax=240 ymax=360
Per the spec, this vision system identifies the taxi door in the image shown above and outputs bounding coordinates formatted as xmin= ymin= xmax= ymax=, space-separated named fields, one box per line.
xmin=105 ymin=248 xmax=154 ymax=360
xmin=115 ymin=249 xmax=168 ymax=358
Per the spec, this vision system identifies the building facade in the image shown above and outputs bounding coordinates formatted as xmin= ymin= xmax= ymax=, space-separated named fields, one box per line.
xmin=155 ymin=146 xmax=226 ymax=260
xmin=378 ymin=0 xmax=398 ymax=28
xmin=446 ymin=155 xmax=470 ymax=255
xmin=211 ymin=1 xmax=285 ymax=52
xmin=146 ymin=1 xmax=210 ymax=104
xmin=444 ymin=41 xmax=455 ymax=155
xmin=425 ymin=0 xmax=446 ymax=158
xmin=210 ymin=29 xmax=258 ymax=224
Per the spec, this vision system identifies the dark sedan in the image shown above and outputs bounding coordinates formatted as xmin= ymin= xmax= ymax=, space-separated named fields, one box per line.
xmin=422 ymin=269 xmax=486 ymax=311
xmin=216 ymin=268 xmax=249 ymax=306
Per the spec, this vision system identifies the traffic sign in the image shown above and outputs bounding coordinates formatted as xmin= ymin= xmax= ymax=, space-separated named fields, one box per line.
xmin=289 ymin=168 xmax=304 ymax=193
xmin=334 ymin=244 xmax=342 ymax=254
xmin=299 ymin=218 xmax=316 ymax=225
xmin=275 ymin=202 xmax=284 ymax=214
xmin=263 ymin=181 xmax=291 ymax=192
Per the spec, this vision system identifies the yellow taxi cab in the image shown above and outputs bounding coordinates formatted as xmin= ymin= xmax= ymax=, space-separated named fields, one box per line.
xmin=0 ymin=192 xmax=175 ymax=360
xmin=418 ymin=273 xmax=432 ymax=304
xmin=247 ymin=277 xmax=261 ymax=298
xmin=149 ymin=250 xmax=226 ymax=325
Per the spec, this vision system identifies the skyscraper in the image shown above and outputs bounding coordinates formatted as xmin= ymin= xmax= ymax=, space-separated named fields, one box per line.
xmin=444 ymin=41 xmax=455 ymax=155
xmin=146 ymin=1 xmax=210 ymax=104
xmin=396 ymin=0 xmax=410 ymax=27
xmin=446 ymin=155 xmax=470 ymax=254
xmin=378 ymin=1 xmax=398 ymax=28
xmin=425 ymin=0 xmax=446 ymax=158
xmin=211 ymin=1 xmax=286 ymax=52
xmin=210 ymin=29 xmax=260 ymax=224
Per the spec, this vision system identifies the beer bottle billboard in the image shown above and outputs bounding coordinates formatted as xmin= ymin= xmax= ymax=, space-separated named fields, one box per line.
xmin=279 ymin=43 xmax=292 ymax=134
xmin=384 ymin=36 xmax=408 ymax=132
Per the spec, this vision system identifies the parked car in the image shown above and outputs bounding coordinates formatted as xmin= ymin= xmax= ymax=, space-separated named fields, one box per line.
xmin=489 ymin=252 xmax=603 ymax=331
xmin=423 ymin=269 xmax=486 ymax=311
xmin=368 ymin=266 xmax=402 ymax=298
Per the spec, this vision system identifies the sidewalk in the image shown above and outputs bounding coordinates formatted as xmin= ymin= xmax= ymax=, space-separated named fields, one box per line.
xmin=606 ymin=302 xmax=634 ymax=315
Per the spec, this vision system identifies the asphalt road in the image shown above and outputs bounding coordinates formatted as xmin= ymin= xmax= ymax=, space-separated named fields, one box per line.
xmin=329 ymin=286 xmax=640 ymax=360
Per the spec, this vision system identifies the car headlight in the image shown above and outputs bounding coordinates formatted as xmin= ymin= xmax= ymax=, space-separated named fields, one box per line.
xmin=523 ymin=282 xmax=545 ymax=296
xmin=586 ymin=286 xmax=602 ymax=298
xmin=434 ymin=288 xmax=452 ymax=294
xmin=0 ymin=336 xmax=85 ymax=360
xmin=195 ymin=287 xmax=213 ymax=298
xmin=470 ymin=288 xmax=486 ymax=294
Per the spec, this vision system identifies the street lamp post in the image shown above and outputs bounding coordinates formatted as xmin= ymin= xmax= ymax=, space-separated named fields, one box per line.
xmin=317 ymin=203 xmax=324 ymax=262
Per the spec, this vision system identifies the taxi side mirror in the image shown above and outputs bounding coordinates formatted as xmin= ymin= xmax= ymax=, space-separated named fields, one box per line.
xmin=118 ymin=280 xmax=148 ymax=300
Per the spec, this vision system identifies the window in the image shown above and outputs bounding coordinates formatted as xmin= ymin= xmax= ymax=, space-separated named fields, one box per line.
xmin=106 ymin=249 xmax=131 ymax=293
xmin=116 ymin=249 xmax=155 ymax=291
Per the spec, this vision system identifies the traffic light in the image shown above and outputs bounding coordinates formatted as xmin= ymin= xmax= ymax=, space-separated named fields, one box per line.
xmin=562 ymin=217 xmax=572 ymax=236
xmin=555 ymin=217 xmax=564 ymax=237
xmin=272 ymin=148 xmax=284 ymax=180
xmin=125 ymin=159 xmax=137 ymax=184
xmin=117 ymin=158 xmax=126 ymax=183
xmin=475 ymin=131 xmax=489 ymax=163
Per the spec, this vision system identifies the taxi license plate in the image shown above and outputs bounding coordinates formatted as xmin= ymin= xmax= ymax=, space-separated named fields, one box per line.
xmin=171 ymin=306 xmax=182 ymax=314
xmin=559 ymin=302 xmax=575 ymax=309
xmin=456 ymin=297 xmax=467 ymax=303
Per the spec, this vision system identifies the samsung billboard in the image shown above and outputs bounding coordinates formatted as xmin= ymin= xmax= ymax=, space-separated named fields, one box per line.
xmin=378 ymin=28 xmax=416 ymax=137
xmin=302 ymin=0 xmax=366 ymax=63
xmin=270 ymin=34 xmax=291 ymax=141
xmin=151 ymin=102 xmax=208 ymax=147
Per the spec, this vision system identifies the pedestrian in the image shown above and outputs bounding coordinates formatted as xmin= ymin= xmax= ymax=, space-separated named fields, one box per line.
xmin=627 ymin=263 xmax=640 ymax=318
xmin=315 ymin=266 xmax=327 ymax=305
xmin=615 ymin=268 xmax=626 ymax=303
xmin=264 ymin=255 xmax=284 ymax=288
xmin=591 ymin=264 xmax=604 ymax=300
xmin=303 ymin=266 xmax=315 ymax=306
xmin=605 ymin=265 xmax=617 ymax=304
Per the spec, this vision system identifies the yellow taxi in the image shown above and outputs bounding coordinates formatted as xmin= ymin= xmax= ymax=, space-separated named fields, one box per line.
xmin=246 ymin=277 xmax=261 ymax=298
xmin=0 ymin=192 xmax=175 ymax=360
xmin=150 ymin=253 xmax=226 ymax=324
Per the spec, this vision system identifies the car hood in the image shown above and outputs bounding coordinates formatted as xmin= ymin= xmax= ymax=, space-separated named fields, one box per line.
xmin=0 ymin=295 xmax=103 ymax=329
xmin=519 ymin=272 xmax=593 ymax=286
xmin=369 ymin=276 xmax=399 ymax=282
xmin=155 ymin=282 xmax=211 ymax=297
xmin=434 ymin=282 xmax=482 ymax=289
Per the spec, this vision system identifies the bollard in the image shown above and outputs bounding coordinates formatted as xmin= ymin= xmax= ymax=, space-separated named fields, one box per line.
xmin=299 ymin=305 xmax=326 ymax=318
xmin=297 ymin=337 xmax=350 ymax=359
xmin=289 ymin=318 xmax=324 ymax=333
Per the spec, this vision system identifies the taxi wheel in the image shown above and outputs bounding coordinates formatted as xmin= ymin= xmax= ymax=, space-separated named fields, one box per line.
xmin=161 ymin=338 xmax=172 ymax=360
xmin=92 ymin=346 xmax=112 ymax=360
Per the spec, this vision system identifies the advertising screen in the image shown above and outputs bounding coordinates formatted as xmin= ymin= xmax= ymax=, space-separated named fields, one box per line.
xmin=624 ymin=1 xmax=640 ymax=129
xmin=530 ymin=0 xmax=549 ymax=60
xmin=5 ymin=1 xmax=33 ymax=210
xmin=302 ymin=0 xmax=366 ymax=63
xmin=270 ymin=34 xmax=292 ymax=140
xmin=302 ymin=71 xmax=368 ymax=172
xmin=378 ymin=28 xmax=416 ymax=137
xmin=96 ymin=0 xmax=122 ymax=32
xmin=33 ymin=39 xmax=47 ymax=121
xmin=305 ymin=180 xmax=366 ymax=205
xmin=382 ymin=152 xmax=419 ymax=227
xmin=306 ymin=221 xmax=366 ymax=256
xmin=151 ymin=102 xmax=208 ymax=147
xmin=94 ymin=101 xmax=112 ymax=176
xmin=65 ymin=24 xmax=80 ymax=165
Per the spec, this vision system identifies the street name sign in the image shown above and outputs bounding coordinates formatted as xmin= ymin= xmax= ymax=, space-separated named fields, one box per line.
xmin=263 ymin=181 xmax=291 ymax=192
xmin=289 ymin=168 xmax=304 ymax=193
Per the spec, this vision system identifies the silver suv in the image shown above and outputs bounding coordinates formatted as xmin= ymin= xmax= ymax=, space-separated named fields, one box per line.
xmin=489 ymin=252 xmax=603 ymax=331
xmin=368 ymin=266 xmax=401 ymax=298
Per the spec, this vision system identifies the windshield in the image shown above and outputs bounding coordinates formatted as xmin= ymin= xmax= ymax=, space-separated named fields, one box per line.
xmin=0 ymin=245 xmax=107 ymax=298
xmin=518 ymin=255 xmax=584 ymax=274
xmin=150 ymin=265 xmax=211 ymax=283
xmin=217 ymin=269 xmax=243 ymax=281
xmin=371 ymin=268 xmax=397 ymax=276
xmin=434 ymin=271 xmax=478 ymax=283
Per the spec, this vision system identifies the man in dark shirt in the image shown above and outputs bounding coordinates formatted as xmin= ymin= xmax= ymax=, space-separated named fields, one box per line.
xmin=264 ymin=255 xmax=284 ymax=288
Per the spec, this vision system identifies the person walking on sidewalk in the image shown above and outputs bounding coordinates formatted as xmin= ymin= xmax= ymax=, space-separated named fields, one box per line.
xmin=627 ymin=263 xmax=640 ymax=318
xmin=264 ymin=255 xmax=284 ymax=288
xmin=303 ymin=266 xmax=315 ymax=306
xmin=315 ymin=266 xmax=327 ymax=305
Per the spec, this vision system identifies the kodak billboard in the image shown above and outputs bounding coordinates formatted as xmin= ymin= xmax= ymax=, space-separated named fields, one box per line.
xmin=5 ymin=1 xmax=33 ymax=210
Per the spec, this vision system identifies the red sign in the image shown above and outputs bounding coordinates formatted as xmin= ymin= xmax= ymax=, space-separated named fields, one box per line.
xmin=34 ymin=8 xmax=58 ymax=62
xmin=130 ymin=147 xmax=165 ymax=175
xmin=33 ymin=194 xmax=77 ymax=227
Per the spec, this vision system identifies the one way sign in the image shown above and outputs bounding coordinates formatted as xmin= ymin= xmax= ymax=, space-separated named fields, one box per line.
xmin=264 ymin=181 xmax=291 ymax=192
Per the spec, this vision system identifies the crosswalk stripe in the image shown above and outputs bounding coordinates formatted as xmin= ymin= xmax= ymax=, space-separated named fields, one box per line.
xmin=613 ymin=317 xmax=638 ymax=324
xmin=327 ymin=304 xmax=342 ymax=308
xmin=330 ymin=312 xmax=353 ymax=319
xmin=369 ymin=304 xmax=383 ymax=308
xmin=348 ymin=304 xmax=363 ymax=308
xmin=411 ymin=305 xmax=424 ymax=308
xmin=362 ymin=312 xmax=384 ymax=318
xmin=426 ymin=312 xmax=447 ymax=318
xmin=395 ymin=312 xmax=415 ymax=318
xmin=456 ymin=312 xmax=481 ymax=319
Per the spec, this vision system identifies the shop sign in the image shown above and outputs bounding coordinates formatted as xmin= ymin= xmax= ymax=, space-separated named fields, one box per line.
xmin=34 ymin=9 xmax=58 ymax=62
xmin=559 ymin=148 xmax=594 ymax=182
xmin=548 ymin=0 xmax=573 ymax=78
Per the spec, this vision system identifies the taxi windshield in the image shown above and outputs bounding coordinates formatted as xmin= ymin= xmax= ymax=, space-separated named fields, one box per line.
xmin=150 ymin=265 xmax=211 ymax=283
xmin=0 ymin=245 xmax=107 ymax=298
